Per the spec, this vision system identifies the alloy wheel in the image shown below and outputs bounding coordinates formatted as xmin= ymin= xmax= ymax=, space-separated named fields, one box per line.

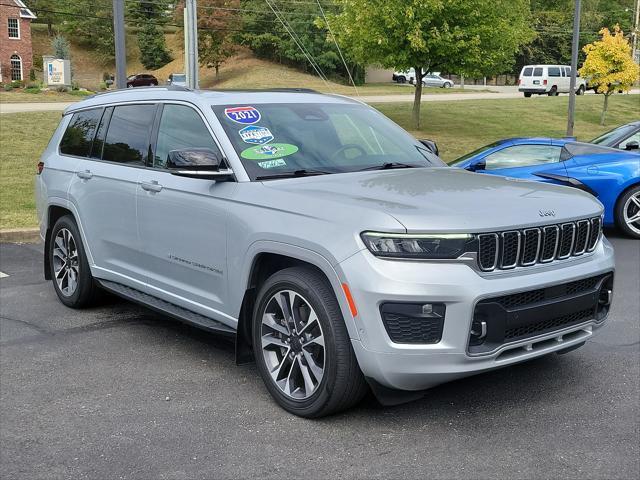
xmin=623 ymin=191 xmax=640 ymax=235
xmin=52 ymin=228 xmax=80 ymax=297
xmin=260 ymin=290 xmax=325 ymax=400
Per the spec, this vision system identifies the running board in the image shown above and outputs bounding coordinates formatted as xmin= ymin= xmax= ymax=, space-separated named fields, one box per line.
xmin=97 ymin=279 xmax=236 ymax=337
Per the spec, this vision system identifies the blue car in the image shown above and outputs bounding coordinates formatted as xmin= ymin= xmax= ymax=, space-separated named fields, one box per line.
xmin=450 ymin=138 xmax=640 ymax=238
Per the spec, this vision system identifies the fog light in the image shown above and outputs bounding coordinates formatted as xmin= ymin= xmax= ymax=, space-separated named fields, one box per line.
xmin=379 ymin=302 xmax=446 ymax=344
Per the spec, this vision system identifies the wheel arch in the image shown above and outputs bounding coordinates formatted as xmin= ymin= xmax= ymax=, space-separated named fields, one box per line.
xmin=614 ymin=180 xmax=640 ymax=219
xmin=43 ymin=204 xmax=75 ymax=280
xmin=235 ymin=246 xmax=360 ymax=365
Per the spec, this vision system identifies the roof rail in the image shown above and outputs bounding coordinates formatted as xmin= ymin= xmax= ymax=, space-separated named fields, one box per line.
xmin=94 ymin=85 xmax=192 ymax=96
xmin=203 ymin=87 xmax=321 ymax=94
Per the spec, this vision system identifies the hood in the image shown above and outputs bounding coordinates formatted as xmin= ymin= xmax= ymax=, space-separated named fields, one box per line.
xmin=261 ymin=168 xmax=603 ymax=232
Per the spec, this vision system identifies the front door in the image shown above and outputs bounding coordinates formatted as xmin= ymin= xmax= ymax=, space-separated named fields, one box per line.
xmin=136 ymin=103 xmax=234 ymax=323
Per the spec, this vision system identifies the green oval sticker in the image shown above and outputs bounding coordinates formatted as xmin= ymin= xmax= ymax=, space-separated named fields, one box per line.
xmin=241 ymin=143 xmax=299 ymax=160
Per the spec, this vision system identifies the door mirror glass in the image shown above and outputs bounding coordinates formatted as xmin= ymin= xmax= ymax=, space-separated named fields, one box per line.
xmin=467 ymin=160 xmax=486 ymax=172
xmin=623 ymin=140 xmax=639 ymax=151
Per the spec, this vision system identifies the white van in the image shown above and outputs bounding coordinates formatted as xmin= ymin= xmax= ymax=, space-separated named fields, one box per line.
xmin=518 ymin=65 xmax=586 ymax=97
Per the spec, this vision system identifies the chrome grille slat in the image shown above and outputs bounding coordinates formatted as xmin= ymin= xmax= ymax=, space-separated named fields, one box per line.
xmin=477 ymin=217 xmax=601 ymax=271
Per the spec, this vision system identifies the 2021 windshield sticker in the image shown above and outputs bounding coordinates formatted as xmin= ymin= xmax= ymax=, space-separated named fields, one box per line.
xmin=258 ymin=159 xmax=287 ymax=169
xmin=238 ymin=125 xmax=274 ymax=145
xmin=240 ymin=143 xmax=299 ymax=160
xmin=224 ymin=106 xmax=261 ymax=124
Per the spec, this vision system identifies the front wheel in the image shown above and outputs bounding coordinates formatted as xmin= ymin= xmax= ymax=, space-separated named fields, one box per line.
xmin=252 ymin=266 xmax=368 ymax=417
xmin=576 ymin=85 xmax=585 ymax=95
xmin=616 ymin=185 xmax=640 ymax=239
xmin=443 ymin=82 xmax=452 ymax=88
xmin=49 ymin=215 xmax=101 ymax=308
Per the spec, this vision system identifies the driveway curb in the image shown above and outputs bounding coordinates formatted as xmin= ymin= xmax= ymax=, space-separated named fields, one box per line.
xmin=0 ymin=228 xmax=41 ymax=244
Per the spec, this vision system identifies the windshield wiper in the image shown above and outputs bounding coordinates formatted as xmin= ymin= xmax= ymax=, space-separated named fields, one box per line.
xmin=256 ymin=169 xmax=332 ymax=180
xmin=356 ymin=162 xmax=417 ymax=171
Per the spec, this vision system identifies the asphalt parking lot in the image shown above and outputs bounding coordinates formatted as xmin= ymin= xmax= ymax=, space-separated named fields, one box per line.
xmin=1 ymin=234 xmax=638 ymax=479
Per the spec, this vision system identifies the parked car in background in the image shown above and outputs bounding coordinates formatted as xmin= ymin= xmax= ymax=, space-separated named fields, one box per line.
xmin=167 ymin=73 xmax=187 ymax=87
xmin=420 ymin=74 xmax=453 ymax=88
xmin=392 ymin=69 xmax=415 ymax=84
xmin=36 ymin=88 xmax=614 ymax=417
xmin=591 ymin=121 xmax=640 ymax=151
xmin=451 ymin=138 xmax=640 ymax=238
xmin=126 ymin=74 xmax=158 ymax=88
xmin=518 ymin=65 xmax=586 ymax=97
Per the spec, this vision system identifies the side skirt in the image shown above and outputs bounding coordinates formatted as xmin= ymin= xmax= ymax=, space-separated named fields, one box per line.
xmin=96 ymin=279 xmax=236 ymax=337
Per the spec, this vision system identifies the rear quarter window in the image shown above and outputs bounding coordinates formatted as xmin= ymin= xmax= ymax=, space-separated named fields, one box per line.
xmin=59 ymin=108 xmax=103 ymax=157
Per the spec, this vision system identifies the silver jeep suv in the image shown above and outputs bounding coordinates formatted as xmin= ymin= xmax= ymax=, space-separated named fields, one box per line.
xmin=36 ymin=87 xmax=615 ymax=417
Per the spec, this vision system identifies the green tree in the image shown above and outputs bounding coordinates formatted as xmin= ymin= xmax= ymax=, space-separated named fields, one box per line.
xmin=29 ymin=0 xmax=65 ymax=36
xmin=51 ymin=35 xmax=70 ymax=60
xmin=59 ymin=5 xmax=114 ymax=61
xmin=329 ymin=0 xmax=534 ymax=127
xmin=580 ymin=25 xmax=640 ymax=125
xmin=127 ymin=0 xmax=173 ymax=70
xmin=195 ymin=0 xmax=242 ymax=79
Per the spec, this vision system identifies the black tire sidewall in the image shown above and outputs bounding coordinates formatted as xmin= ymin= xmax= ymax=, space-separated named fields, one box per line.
xmin=252 ymin=269 xmax=342 ymax=417
xmin=49 ymin=216 xmax=94 ymax=307
xmin=615 ymin=186 xmax=640 ymax=239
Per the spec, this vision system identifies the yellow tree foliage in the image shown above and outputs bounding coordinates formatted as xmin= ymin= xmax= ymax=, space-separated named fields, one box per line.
xmin=579 ymin=25 xmax=640 ymax=125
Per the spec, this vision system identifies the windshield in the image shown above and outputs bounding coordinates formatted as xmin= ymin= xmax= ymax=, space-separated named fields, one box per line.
xmin=591 ymin=124 xmax=637 ymax=145
xmin=449 ymin=141 xmax=502 ymax=166
xmin=211 ymin=102 xmax=444 ymax=180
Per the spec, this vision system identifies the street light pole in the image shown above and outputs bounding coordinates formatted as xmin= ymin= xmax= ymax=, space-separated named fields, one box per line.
xmin=185 ymin=0 xmax=199 ymax=89
xmin=566 ymin=0 xmax=582 ymax=137
xmin=113 ymin=0 xmax=127 ymax=89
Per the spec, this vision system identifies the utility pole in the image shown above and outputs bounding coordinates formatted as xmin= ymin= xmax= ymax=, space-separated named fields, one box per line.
xmin=566 ymin=0 xmax=582 ymax=137
xmin=632 ymin=0 xmax=639 ymax=64
xmin=185 ymin=0 xmax=199 ymax=89
xmin=113 ymin=0 xmax=127 ymax=89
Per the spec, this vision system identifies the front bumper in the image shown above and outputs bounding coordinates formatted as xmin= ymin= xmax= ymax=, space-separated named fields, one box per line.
xmin=339 ymin=237 xmax=615 ymax=391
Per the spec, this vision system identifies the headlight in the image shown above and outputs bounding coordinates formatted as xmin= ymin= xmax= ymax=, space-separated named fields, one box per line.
xmin=360 ymin=232 xmax=474 ymax=259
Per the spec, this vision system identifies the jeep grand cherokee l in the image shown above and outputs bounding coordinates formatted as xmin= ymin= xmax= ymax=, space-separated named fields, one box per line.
xmin=36 ymin=87 xmax=615 ymax=417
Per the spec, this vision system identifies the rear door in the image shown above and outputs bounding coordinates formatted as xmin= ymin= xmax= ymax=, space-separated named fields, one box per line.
xmin=136 ymin=102 xmax=234 ymax=321
xmin=474 ymin=143 xmax=569 ymax=183
xmin=68 ymin=103 xmax=157 ymax=285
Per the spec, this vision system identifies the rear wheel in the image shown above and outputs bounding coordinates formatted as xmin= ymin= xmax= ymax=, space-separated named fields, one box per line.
xmin=577 ymin=85 xmax=585 ymax=95
xmin=397 ymin=76 xmax=406 ymax=84
xmin=615 ymin=185 xmax=640 ymax=239
xmin=252 ymin=266 xmax=367 ymax=417
xmin=548 ymin=86 xmax=558 ymax=96
xmin=524 ymin=92 xmax=532 ymax=98
xmin=49 ymin=215 xmax=101 ymax=308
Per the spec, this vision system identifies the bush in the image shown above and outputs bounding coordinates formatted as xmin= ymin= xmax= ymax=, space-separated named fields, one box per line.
xmin=71 ymin=81 xmax=80 ymax=91
xmin=99 ymin=81 xmax=108 ymax=91
xmin=3 ymin=84 xmax=13 ymax=91
xmin=29 ymin=69 xmax=36 ymax=81
xmin=26 ymin=82 xmax=40 ymax=89
xmin=24 ymin=87 xmax=41 ymax=94
xmin=69 ymin=90 xmax=93 ymax=97
xmin=11 ymin=80 xmax=23 ymax=89
xmin=52 ymin=35 xmax=71 ymax=60
xmin=55 ymin=85 xmax=69 ymax=93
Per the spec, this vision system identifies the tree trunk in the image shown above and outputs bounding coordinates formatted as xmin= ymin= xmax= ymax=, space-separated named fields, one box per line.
xmin=600 ymin=93 xmax=610 ymax=125
xmin=215 ymin=64 xmax=219 ymax=80
xmin=412 ymin=65 xmax=424 ymax=129
xmin=47 ymin=22 xmax=53 ymax=36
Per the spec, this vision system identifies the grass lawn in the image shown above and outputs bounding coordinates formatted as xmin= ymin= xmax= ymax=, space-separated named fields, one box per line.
xmin=0 ymin=90 xmax=93 ymax=103
xmin=374 ymin=94 xmax=640 ymax=161
xmin=0 ymin=95 xmax=638 ymax=229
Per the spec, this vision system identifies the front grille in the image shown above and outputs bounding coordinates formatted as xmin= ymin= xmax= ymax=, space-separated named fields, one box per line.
xmin=477 ymin=216 xmax=602 ymax=271
xmin=504 ymin=308 xmax=593 ymax=340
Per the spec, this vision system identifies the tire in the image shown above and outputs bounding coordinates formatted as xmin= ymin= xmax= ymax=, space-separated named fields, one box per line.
xmin=252 ymin=266 xmax=368 ymax=417
xmin=524 ymin=92 xmax=532 ymax=98
xmin=548 ymin=86 xmax=558 ymax=96
xmin=576 ymin=85 xmax=585 ymax=95
xmin=443 ymin=82 xmax=452 ymax=88
xmin=49 ymin=215 xmax=101 ymax=308
xmin=615 ymin=185 xmax=640 ymax=239
xmin=397 ymin=76 xmax=406 ymax=84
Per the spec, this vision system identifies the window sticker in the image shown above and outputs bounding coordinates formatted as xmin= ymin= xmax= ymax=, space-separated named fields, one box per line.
xmin=258 ymin=159 xmax=287 ymax=169
xmin=224 ymin=106 xmax=261 ymax=124
xmin=241 ymin=143 xmax=299 ymax=160
xmin=238 ymin=125 xmax=274 ymax=145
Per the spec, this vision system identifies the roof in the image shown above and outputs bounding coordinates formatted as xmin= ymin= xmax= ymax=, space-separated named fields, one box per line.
xmin=12 ymin=0 xmax=36 ymax=19
xmin=64 ymin=87 xmax=360 ymax=114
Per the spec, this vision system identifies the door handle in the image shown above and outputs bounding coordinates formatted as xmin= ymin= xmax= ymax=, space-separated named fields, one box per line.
xmin=140 ymin=180 xmax=163 ymax=193
xmin=76 ymin=170 xmax=93 ymax=180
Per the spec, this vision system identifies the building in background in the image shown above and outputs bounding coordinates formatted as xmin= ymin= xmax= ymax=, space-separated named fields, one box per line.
xmin=0 ymin=0 xmax=36 ymax=83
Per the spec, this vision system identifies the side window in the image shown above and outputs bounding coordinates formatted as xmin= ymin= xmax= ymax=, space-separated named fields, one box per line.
xmin=102 ymin=104 xmax=156 ymax=165
xmin=619 ymin=132 xmax=640 ymax=150
xmin=154 ymin=104 xmax=220 ymax=168
xmin=548 ymin=67 xmax=561 ymax=77
xmin=522 ymin=67 xmax=533 ymax=77
xmin=533 ymin=67 xmax=543 ymax=76
xmin=484 ymin=145 xmax=562 ymax=170
xmin=59 ymin=108 xmax=103 ymax=157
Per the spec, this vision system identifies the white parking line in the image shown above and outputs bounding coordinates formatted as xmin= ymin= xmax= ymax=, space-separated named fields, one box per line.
xmin=0 ymin=272 xmax=9 ymax=278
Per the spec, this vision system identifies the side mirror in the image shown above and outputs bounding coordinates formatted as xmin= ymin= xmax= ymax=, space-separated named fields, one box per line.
xmin=167 ymin=148 xmax=233 ymax=180
xmin=419 ymin=139 xmax=439 ymax=156
xmin=624 ymin=140 xmax=639 ymax=151
xmin=467 ymin=160 xmax=486 ymax=172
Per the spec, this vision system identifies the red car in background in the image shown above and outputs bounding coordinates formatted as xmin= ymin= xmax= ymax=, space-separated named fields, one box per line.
xmin=126 ymin=74 xmax=158 ymax=88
